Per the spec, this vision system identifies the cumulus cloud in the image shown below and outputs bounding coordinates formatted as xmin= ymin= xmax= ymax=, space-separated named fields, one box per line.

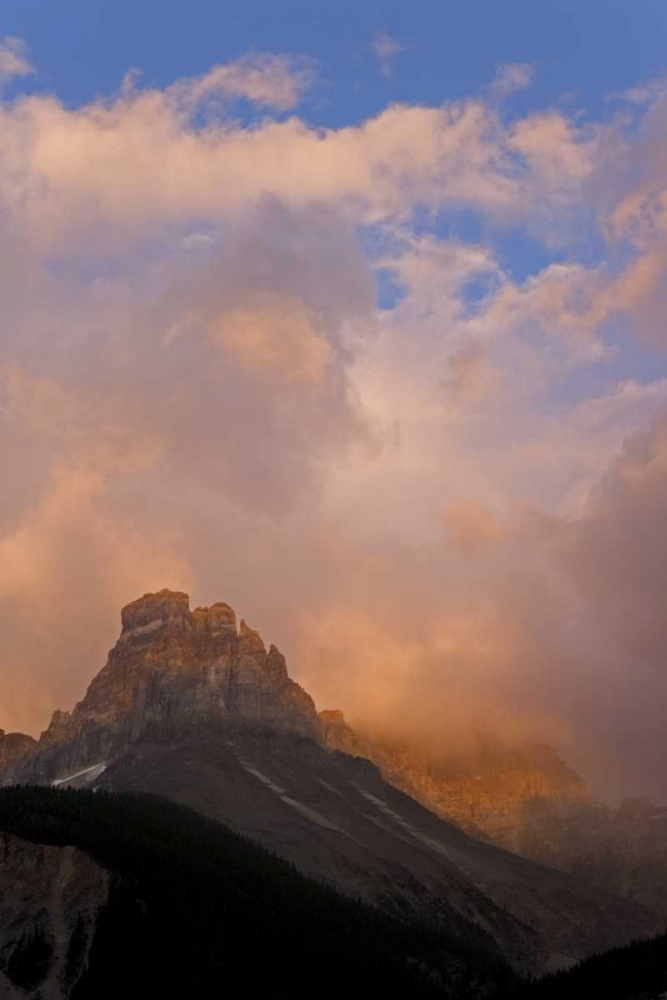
xmin=0 ymin=64 xmax=603 ymax=254
xmin=442 ymin=501 xmax=508 ymax=553
xmin=2 ymin=57 xmax=667 ymax=801
xmin=213 ymin=293 xmax=332 ymax=382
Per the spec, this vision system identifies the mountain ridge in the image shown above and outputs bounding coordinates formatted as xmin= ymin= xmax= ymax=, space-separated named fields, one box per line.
xmin=0 ymin=589 xmax=660 ymax=977
xmin=319 ymin=708 xmax=592 ymax=842
xmin=319 ymin=709 xmax=667 ymax=921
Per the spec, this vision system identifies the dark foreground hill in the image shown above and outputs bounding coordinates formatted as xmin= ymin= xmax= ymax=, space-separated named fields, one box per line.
xmin=518 ymin=932 xmax=667 ymax=1000
xmin=0 ymin=785 xmax=517 ymax=1000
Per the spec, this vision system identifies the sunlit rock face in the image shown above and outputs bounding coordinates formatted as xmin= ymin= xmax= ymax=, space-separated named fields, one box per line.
xmin=4 ymin=590 xmax=321 ymax=784
xmin=320 ymin=709 xmax=590 ymax=843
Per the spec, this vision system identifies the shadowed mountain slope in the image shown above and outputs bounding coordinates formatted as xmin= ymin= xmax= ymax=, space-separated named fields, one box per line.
xmin=0 ymin=591 xmax=660 ymax=977
xmin=0 ymin=786 xmax=517 ymax=999
xmin=319 ymin=712 xmax=667 ymax=923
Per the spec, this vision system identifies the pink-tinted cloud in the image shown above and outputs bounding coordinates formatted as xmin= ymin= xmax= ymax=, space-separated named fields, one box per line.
xmin=372 ymin=31 xmax=405 ymax=78
xmin=2 ymin=56 xmax=667 ymax=803
xmin=0 ymin=38 xmax=33 ymax=85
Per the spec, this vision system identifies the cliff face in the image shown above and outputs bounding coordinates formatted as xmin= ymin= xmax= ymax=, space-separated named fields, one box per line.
xmin=0 ymin=733 xmax=36 ymax=774
xmin=6 ymin=590 xmax=321 ymax=785
xmin=0 ymin=834 xmax=109 ymax=1000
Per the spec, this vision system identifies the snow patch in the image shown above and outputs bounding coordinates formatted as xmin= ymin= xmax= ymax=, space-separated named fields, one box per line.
xmin=356 ymin=788 xmax=454 ymax=861
xmin=316 ymin=778 xmax=345 ymax=798
xmin=239 ymin=761 xmax=286 ymax=795
xmin=52 ymin=762 xmax=107 ymax=787
xmin=240 ymin=761 xmax=347 ymax=834
xmin=119 ymin=618 xmax=163 ymax=642
xmin=280 ymin=795 xmax=345 ymax=832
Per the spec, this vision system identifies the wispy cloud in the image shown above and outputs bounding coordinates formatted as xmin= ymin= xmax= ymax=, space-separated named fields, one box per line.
xmin=490 ymin=61 xmax=536 ymax=99
xmin=0 ymin=37 xmax=34 ymax=84
xmin=372 ymin=31 xmax=405 ymax=78
xmin=173 ymin=51 xmax=316 ymax=111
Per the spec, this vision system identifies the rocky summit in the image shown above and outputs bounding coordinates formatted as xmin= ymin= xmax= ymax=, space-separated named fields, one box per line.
xmin=0 ymin=590 xmax=662 ymax=978
xmin=4 ymin=590 xmax=320 ymax=786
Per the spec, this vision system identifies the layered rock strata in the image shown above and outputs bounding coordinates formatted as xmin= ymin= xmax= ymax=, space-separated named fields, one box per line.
xmin=4 ymin=590 xmax=320 ymax=785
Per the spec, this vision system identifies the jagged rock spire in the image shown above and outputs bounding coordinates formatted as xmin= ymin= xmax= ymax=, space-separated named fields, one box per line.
xmin=1 ymin=589 xmax=323 ymax=785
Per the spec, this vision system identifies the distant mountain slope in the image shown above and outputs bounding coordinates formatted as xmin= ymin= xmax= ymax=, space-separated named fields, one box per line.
xmin=93 ymin=721 xmax=661 ymax=975
xmin=319 ymin=710 xmax=591 ymax=844
xmin=0 ymin=786 xmax=516 ymax=999
xmin=319 ymin=712 xmax=667 ymax=922
xmin=0 ymin=591 xmax=660 ymax=976
xmin=482 ymin=795 xmax=667 ymax=921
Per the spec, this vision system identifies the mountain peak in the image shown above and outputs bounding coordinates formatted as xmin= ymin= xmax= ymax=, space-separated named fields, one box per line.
xmin=3 ymin=590 xmax=322 ymax=785
xmin=46 ymin=709 xmax=71 ymax=732
xmin=192 ymin=602 xmax=237 ymax=636
xmin=320 ymin=709 xmax=348 ymax=726
xmin=121 ymin=589 xmax=191 ymax=634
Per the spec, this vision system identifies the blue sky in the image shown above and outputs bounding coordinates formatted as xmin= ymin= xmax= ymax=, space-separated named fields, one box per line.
xmin=4 ymin=0 xmax=667 ymax=124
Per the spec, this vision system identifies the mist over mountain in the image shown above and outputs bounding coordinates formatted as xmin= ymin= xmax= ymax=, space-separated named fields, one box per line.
xmin=321 ymin=709 xmax=667 ymax=921
xmin=2 ymin=589 xmax=665 ymax=996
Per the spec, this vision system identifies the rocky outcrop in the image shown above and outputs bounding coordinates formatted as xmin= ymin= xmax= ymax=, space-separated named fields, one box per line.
xmin=0 ymin=834 xmax=109 ymax=999
xmin=0 ymin=732 xmax=36 ymax=774
xmin=120 ymin=589 xmax=191 ymax=635
xmin=3 ymin=590 xmax=321 ymax=785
